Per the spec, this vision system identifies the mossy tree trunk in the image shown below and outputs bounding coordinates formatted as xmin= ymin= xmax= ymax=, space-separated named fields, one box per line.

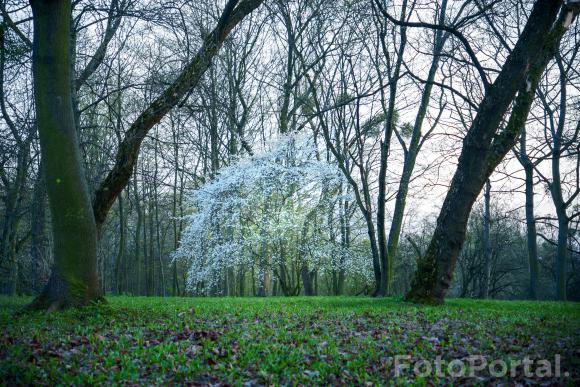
xmin=405 ymin=0 xmax=578 ymax=304
xmin=30 ymin=0 xmax=101 ymax=310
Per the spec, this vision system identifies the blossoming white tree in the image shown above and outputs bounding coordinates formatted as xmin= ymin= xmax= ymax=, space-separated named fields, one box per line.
xmin=173 ymin=135 xmax=373 ymax=295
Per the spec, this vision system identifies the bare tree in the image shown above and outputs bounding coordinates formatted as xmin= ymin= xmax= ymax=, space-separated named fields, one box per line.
xmin=404 ymin=0 xmax=578 ymax=304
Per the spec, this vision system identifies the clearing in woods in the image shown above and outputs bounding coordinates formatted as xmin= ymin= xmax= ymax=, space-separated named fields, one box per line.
xmin=0 ymin=296 xmax=578 ymax=385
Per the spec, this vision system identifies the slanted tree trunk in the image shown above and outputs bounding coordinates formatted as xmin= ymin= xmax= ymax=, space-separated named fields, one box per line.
xmin=92 ymin=0 xmax=264 ymax=231
xmin=29 ymin=0 xmax=101 ymax=310
xmin=405 ymin=0 xmax=577 ymax=304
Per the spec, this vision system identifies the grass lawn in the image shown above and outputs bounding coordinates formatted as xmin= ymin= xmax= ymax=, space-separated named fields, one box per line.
xmin=0 ymin=296 xmax=578 ymax=385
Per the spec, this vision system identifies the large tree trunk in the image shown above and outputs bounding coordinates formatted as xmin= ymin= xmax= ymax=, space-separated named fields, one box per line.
xmin=30 ymin=0 xmax=101 ymax=310
xmin=405 ymin=0 xmax=577 ymax=304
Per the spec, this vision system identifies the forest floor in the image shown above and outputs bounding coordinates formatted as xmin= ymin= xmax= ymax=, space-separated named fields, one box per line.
xmin=0 ymin=296 xmax=578 ymax=385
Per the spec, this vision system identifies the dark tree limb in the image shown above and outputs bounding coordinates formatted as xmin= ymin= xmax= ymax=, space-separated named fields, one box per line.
xmin=92 ymin=0 xmax=264 ymax=229
xmin=75 ymin=0 xmax=124 ymax=90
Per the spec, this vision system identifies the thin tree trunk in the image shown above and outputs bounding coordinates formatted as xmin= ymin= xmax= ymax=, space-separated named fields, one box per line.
xmin=30 ymin=168 xmax=49 ymax=294
xmin=376 ymin=1 xmax=408 ymax=296
xmin=114 ymin=194 xmax=125 ymax=294
xmin=257 ymin=202 xmax=269 ymax=297
xmin=153 ymin=135 xmax=165 ymax=296
xmin=150 ymin=203 xmax=156 ymax=296
xmin=385 ymin=0 xmax=447 ymax=288
xmin=480 ymin=180 xmax=491 ymax=299
xmin=171 ymin=119 xmax=181 ymax=296
xmin=551 ymin=113 xmax=569 ymax=299
xmin=550 ymin=62 xmax=570 ymax=301
xmin=555 ymin=215 xmax=568 ymax=300
xmin=132 ymin=171 xmax=142 ymax=295
xmin=518 ymin=127 xmax=539 ymax=299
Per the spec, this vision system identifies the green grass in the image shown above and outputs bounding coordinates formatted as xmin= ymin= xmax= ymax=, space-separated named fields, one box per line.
xmin=1 ymin=296 xmax=578 ymax=385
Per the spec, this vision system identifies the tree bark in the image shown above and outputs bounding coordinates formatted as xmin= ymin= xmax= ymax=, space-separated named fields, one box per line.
xmin=405 ymin=0 xmax=577 ymax=304
xmin=29 ymin=0 xmax=101 ymax=310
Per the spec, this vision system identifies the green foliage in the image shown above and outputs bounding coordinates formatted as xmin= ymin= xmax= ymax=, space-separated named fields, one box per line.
xmin=360 ymin=110 xmax=400 ymax=138
xmin=360 ymin=112 xmax=385 ymax=137
xmin=1 ymin=28 xmax=30 ymax=61
xmin=400 ymin=122 xmax=414 ymax=138
xmin=0 ymin=296 xmax=578 ymax=384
